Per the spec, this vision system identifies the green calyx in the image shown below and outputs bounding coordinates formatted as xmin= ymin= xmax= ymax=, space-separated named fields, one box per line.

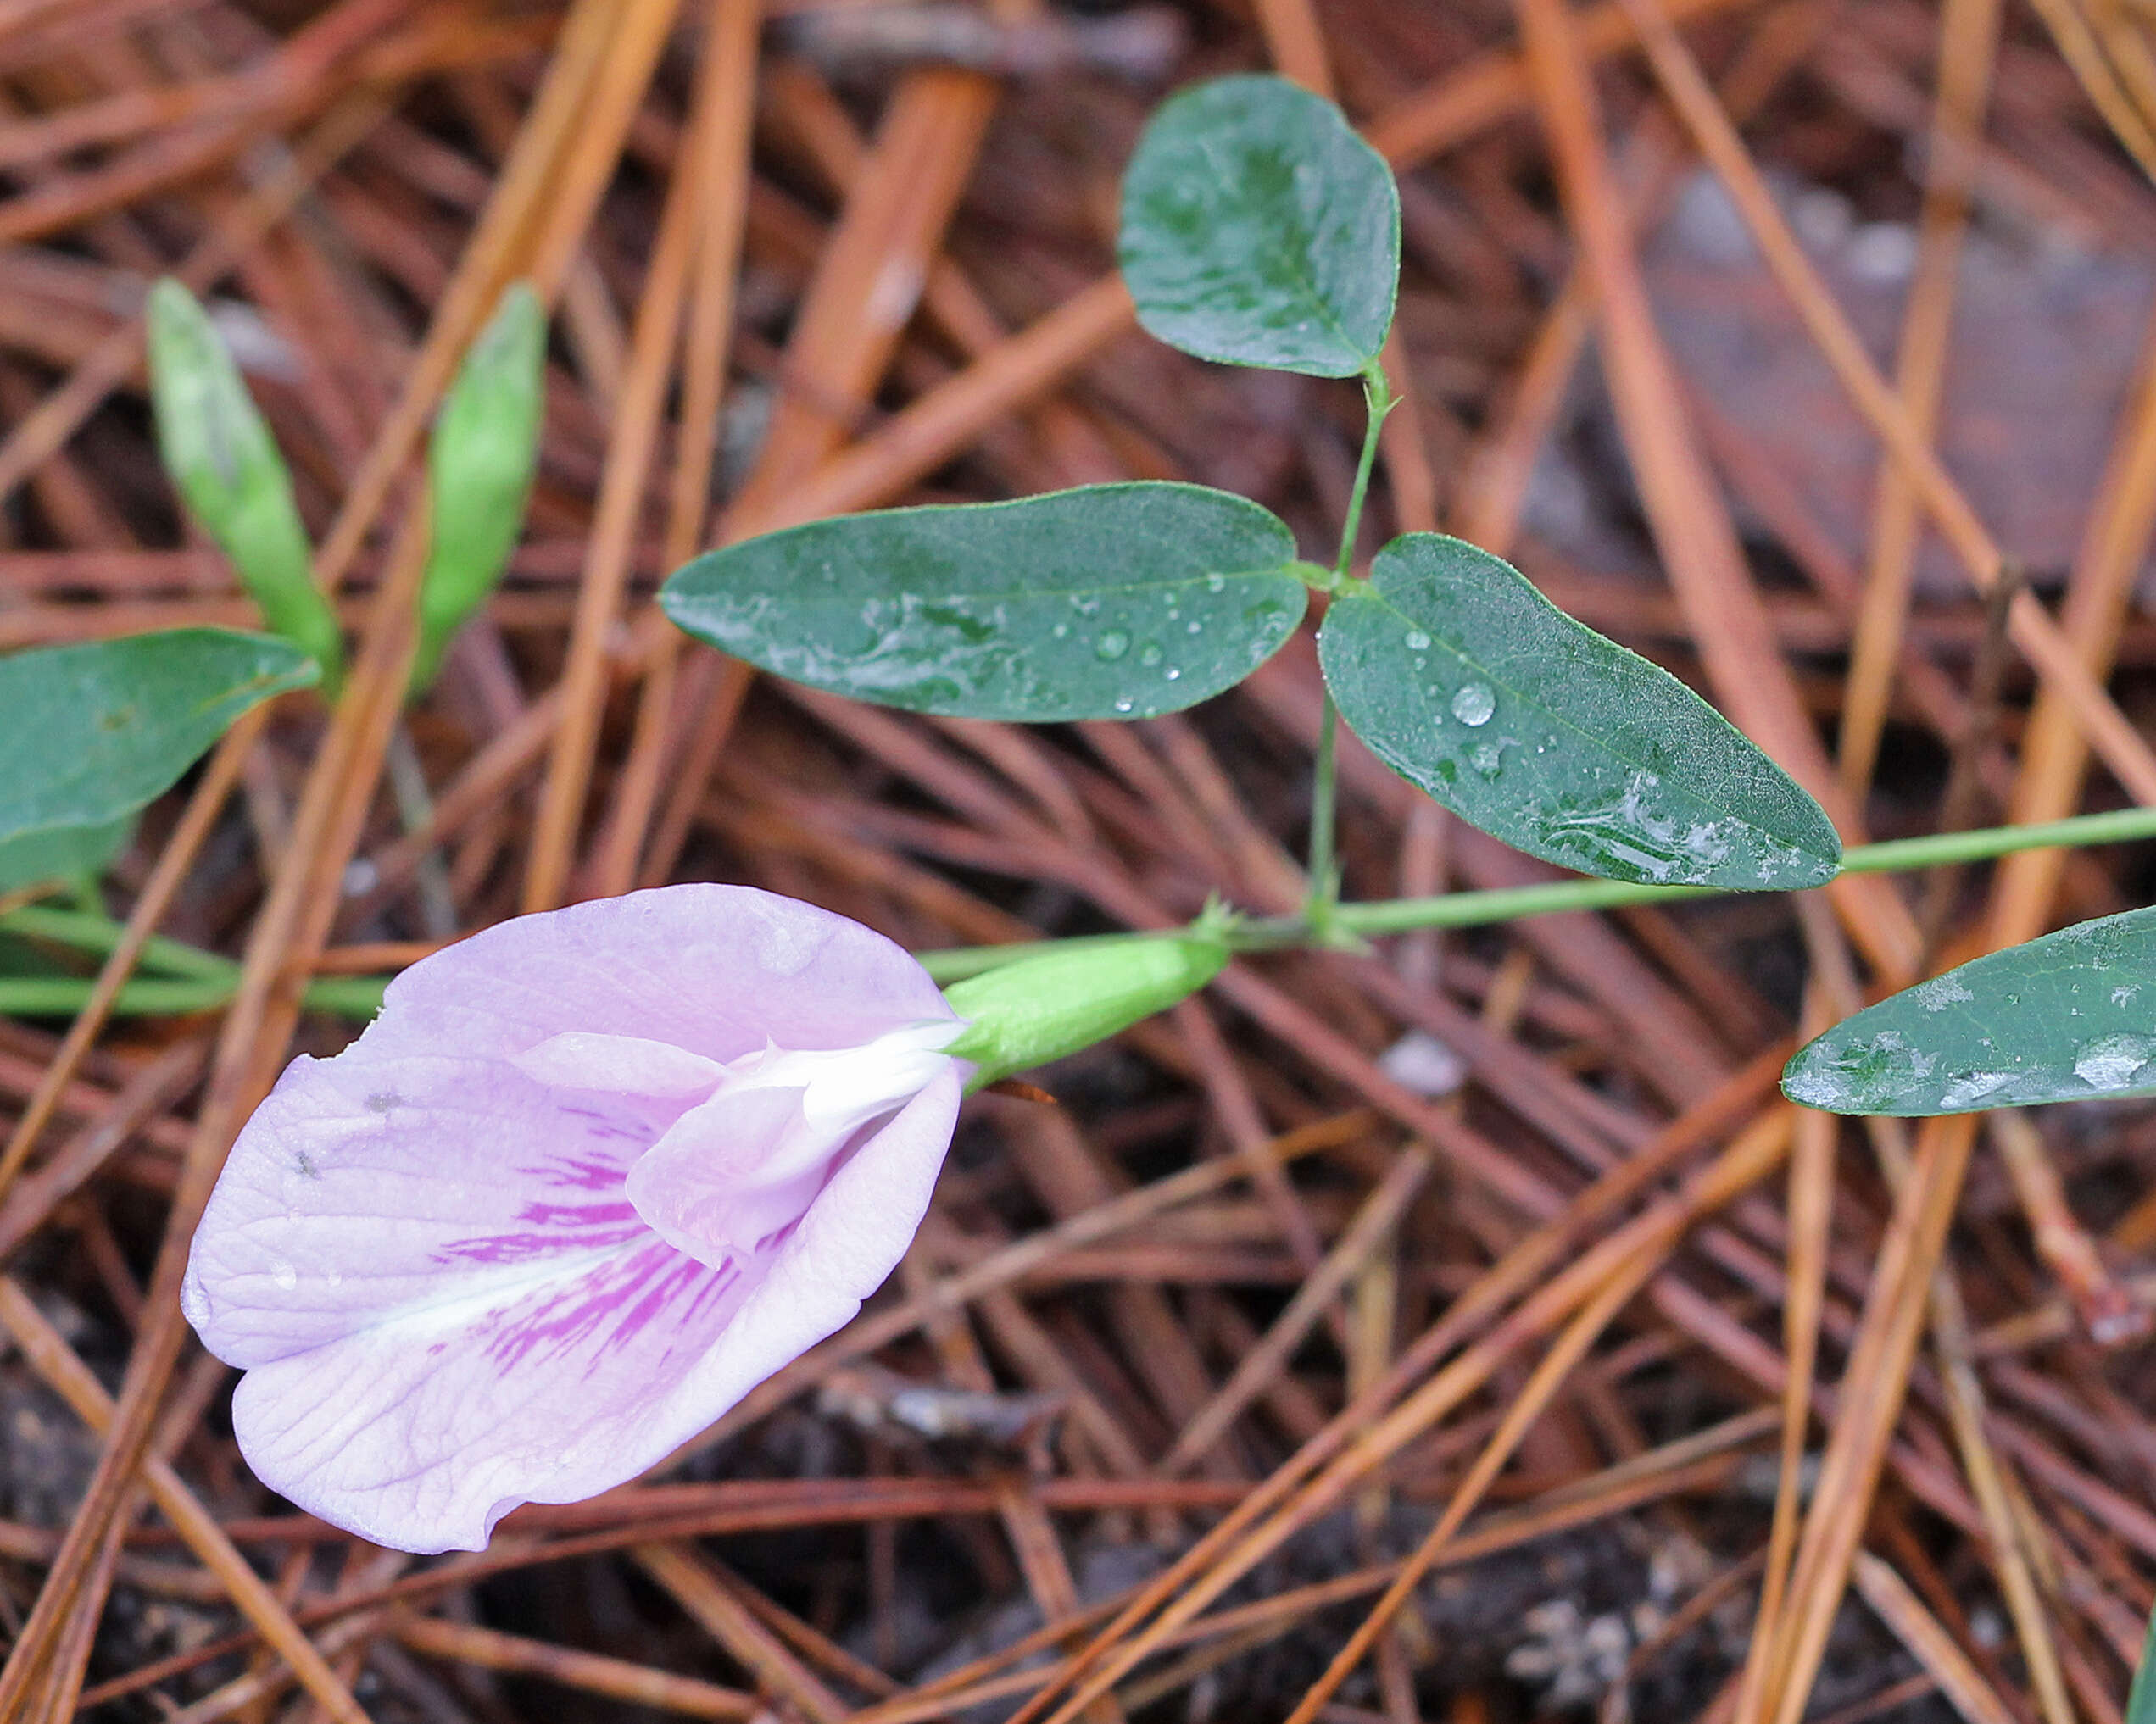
xmin=411 ymin=281 xmax=547 ymax=698
xmin=146 ymin=280 xmax=345 ymax=695
xmin=940 ymin=929 xmax=1230 ymax=1090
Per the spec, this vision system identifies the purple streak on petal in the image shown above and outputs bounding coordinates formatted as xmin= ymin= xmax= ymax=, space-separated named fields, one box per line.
xmin=435 ymin=1198 xmax=646 ymax=1268
xmin=552 ymin=1103 xmax=660 ymax=1149
xmin=479 ymin=1242 xmax=733 ymax=1373
xmin=537 ymin=1154 xmax=634 ymax=1193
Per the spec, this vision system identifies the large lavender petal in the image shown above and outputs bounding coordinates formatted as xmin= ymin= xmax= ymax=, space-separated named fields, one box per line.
xmin=354 ymin=884 xmax=957 ymax=1069
xmin=182 ymin=1043 xmax=676 ymax=1371
xmin=213 ymin=1069 xmax=963 ymax=1552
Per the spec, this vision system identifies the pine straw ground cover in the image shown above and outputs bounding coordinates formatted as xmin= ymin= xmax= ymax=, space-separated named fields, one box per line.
xmin=0 ymin=0 xmax=2154 ymax=1721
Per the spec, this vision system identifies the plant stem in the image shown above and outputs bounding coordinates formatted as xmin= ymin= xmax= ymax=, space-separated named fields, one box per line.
xmin=1334 ymin=362 xmax=1393 ymax=585
xmin=1306 ymin=696 xmax=1341 ymax=928
xmin=1295 ymin=805 xmax=2156 ymax=937
xmin=14 ymin=804 xmax=2156 ymax=1013
xmin=386 ymin=721 xmax=459 ymax=940
xmin=923 ymin=803 xmax=2156 ymax=979
xmin=1 ymin=905 xmax=239 ymax=981
xmin=1303 ymin=363 xmax=1397 ymax=934
xmin=0 ymin=976 xmax=387 ymax=1020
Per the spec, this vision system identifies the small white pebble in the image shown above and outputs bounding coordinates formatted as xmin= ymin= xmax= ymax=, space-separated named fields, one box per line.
xmin=1845 ymin=222 xmax=1919 ymax=284
xmin=1789 ymin=187 xmax=1853 ymax=253
xmin=1379 ymin=1030 xmax=1467 ymax=1098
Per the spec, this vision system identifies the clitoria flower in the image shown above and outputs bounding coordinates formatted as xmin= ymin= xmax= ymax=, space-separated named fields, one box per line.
xmin=182 ymin=886 xmax=968 ymax=1553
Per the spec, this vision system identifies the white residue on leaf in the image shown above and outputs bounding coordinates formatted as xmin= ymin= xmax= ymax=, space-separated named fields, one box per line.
xmin=1936 ymin=1070 xmax=2020 ymax=1109
xmin=1910 ymin=976 xmax=1975 ymax=1013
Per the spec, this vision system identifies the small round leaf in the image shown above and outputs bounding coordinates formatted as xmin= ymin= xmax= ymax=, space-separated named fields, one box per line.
xmin=1119 ymin=75 xmax=1400 ymax=377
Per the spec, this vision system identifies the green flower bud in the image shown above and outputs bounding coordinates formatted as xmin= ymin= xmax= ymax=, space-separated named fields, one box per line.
xmin=410 ymin=281 xmax=546 ymax=698
xmin=146 ymin=280 xmax=343 ymax=693
xmin=940 ymin=932 xmax=1228 ymax=1090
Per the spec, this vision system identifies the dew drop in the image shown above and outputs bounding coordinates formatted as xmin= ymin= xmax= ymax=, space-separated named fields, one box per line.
xmin=2075 ymin=1033 xmax=2156 ymax=1091
xmin=1405 ymin=628 xmax=1432 ymax=650
xmin=1451 ymin=682 xmax=1496 ymax=726
xmin=1205 ymin=572 xmax=1227 ymax=592
xmin=270 ymin=1260 xmax=298 ymax=1292
xmin=1113 ymin=697 xmax=1135 ymax=713
xmin=1095 ymin=630 xmax=1130 ymax=661
xmin=1165 ymin=666 xmax=1182 ymax=681
xmin=1138 ymin=641 xmax=1162 ymax=667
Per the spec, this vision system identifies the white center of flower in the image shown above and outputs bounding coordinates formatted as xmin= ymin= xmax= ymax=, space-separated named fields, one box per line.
xmin=707 ymin=1020 xmax=965 ymax=1185
xmin=513 ymin=1019 xmax=966 ymax=1267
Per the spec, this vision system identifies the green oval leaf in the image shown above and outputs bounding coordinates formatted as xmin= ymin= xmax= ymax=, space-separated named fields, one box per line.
xmin=1318 ymin=534 xmax=1841 ymax=890
xmin=1785 ymin=906 xmax=2156 ymax=1115
xmin=0 ymin=629 xmax=317 ymax=852
xmin=0 ymin=815 xmax=135 ymax=893
xmin=660 ymin=483 xmax=1312 ymax=720
xmin=147 ymin=280 xmax=344 ymax=692
xmin=413 ymin=281 xmax=547 ymax=698
xmin=1119 ymin=75 xmax=1400 ymax=378
xmin=2128 ymin=1604 xmax=2156 ymax=1724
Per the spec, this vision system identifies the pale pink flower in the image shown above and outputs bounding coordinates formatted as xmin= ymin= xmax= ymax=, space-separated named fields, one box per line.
xmin=183 ymin=885 xmax=968 ymax=1553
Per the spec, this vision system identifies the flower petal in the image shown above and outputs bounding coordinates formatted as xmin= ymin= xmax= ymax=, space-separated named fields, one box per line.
xmin=213 ymin=1067 xmax=963 ymax=1552
xmin=356 ymin=884 xmax=957 ymax=1069
xmin=511 ymin=1032 xmax=727 ymax=1098
xmin=750 ymin=1063 xmax=962 ymax=1309
xmin=182 ymin=1044 xmax=674 ymax=1371
xmin=623 ymin=1082 xmax=823 ymax=1268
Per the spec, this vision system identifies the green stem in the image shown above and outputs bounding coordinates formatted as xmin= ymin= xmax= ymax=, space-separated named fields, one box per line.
xmin=1 ymin=905 xmax=240 ymax=982
xmin=0 ymin=904 xmax=383 ymax=1020
xmin=0 ymin=975 xmax=387 ymax=1020
xmin=1334 ymin=362 xmax=1393 ymax=585
xmin=923 ymin=804 xmax=2156 ymax=980
xmin=1297 ymin=806 xmax=2156 ymax=937
xmin=1303 ymin=363 xmax=1397 ymax=933
xmin=16 ymin=804 xmax=2156 ymax=1015
xmin=1306 ymin=696 xmax=1341 ymax=930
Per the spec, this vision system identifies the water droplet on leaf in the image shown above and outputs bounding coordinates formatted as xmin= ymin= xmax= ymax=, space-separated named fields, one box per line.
xmin=1451 ymin=682 xmax=1496 ymax=726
